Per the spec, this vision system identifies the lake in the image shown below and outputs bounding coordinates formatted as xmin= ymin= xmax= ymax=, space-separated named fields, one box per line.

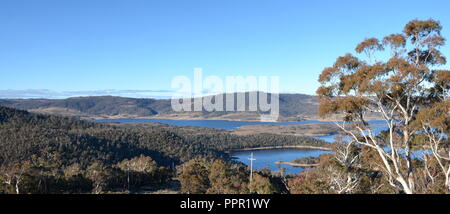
xmin=97 ymin=118 xmax=387 ymax=174
xmin=231 ymin=149 xmax=332 ymax=174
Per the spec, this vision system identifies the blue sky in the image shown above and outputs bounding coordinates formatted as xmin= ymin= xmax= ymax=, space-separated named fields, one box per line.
xmin=1 ymin=0 xmax=449 ymax=98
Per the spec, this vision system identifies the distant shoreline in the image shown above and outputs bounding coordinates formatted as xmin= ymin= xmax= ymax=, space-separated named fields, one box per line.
xmin=90 ymin=115 xmax=267 ymax=122
xmin=89 ymin=114 xmax=311 ymax=122
xmin=90 ymin=115 xmax=355 ymax=123
xmin=274 ymin=161 xmax=320 ymax=168
xmin=89 ymin=114 xmax=383 ymax=123
xmin=228 ymin=145 xmax=333 ymax=152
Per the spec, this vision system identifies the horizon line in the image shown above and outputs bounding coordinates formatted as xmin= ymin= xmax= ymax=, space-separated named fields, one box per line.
xmin=0 ymin=89 xmax=316 ymax=100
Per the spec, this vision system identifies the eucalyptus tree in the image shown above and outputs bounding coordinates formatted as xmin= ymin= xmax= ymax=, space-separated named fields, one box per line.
xmin=317 ymin=19 xmax=449 ymax=194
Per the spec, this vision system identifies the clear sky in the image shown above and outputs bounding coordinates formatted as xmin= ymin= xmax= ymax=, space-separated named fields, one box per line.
xmin=1 ymin=0 xmax=449 ymax=98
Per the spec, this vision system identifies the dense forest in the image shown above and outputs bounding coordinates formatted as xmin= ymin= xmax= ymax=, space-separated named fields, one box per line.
xmin=0 ymin=105 xmax=327 ymax=194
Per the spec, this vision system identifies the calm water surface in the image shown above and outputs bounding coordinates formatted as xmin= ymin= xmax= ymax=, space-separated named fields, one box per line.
xmin=231 ymin=149 xmax=332 ymax=174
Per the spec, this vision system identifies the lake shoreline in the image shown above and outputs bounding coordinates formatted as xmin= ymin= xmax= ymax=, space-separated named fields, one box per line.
xmin=232 ymin=123 xmax=340 ymax=137
xmin=88 ymin=114 xmax=383 ymax=122
xmin=228 ymin=145 xmax=333 ymax=152
xmin=275 ymin=161 xmax=320 ymax=168
xmin=88 ymin=115 xmax=306 ymax=122
xmin=230 ymin=147 xmax=332 ymax=174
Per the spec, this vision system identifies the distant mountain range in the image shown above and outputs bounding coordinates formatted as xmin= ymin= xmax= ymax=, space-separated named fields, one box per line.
xmin=0 ymin=92 xmax=334 ymax=121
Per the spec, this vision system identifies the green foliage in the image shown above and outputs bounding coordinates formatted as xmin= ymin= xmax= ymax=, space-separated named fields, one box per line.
xmin=248 ymin=173 xmax=278 ymax=194
xmin=178 ymin=158 xmax=211 ymax=194
xmin=178 ymin=158 xmax=253 ymax=194
xmin=207 ymin=160 xmax=249 ymax=194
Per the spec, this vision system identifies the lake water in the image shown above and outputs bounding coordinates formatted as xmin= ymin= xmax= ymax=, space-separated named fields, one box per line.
xmin=97 ymin=118 xmax=387 ymax=174
xmin=231 ymin=149 xmax=332 ymax=174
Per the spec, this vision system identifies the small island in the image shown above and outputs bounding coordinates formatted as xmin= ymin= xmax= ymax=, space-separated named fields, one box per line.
xmin=275 ymin=156 xmax=322 ymax=168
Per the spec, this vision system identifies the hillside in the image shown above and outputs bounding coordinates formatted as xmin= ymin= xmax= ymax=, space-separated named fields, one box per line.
xmin=0 ymin=105 xmax=330 ymax=193
xmin=0 ymin=92 xmax=319 ymax=121
xmin=0 ymin=105 xmax=329 ymax=167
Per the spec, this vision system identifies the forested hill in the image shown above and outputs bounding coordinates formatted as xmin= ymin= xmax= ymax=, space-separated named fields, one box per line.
xmin=0 ymin=92 xmax=319 ymax=121
xmin=0 ymin=105 xmax=328 ymax=168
